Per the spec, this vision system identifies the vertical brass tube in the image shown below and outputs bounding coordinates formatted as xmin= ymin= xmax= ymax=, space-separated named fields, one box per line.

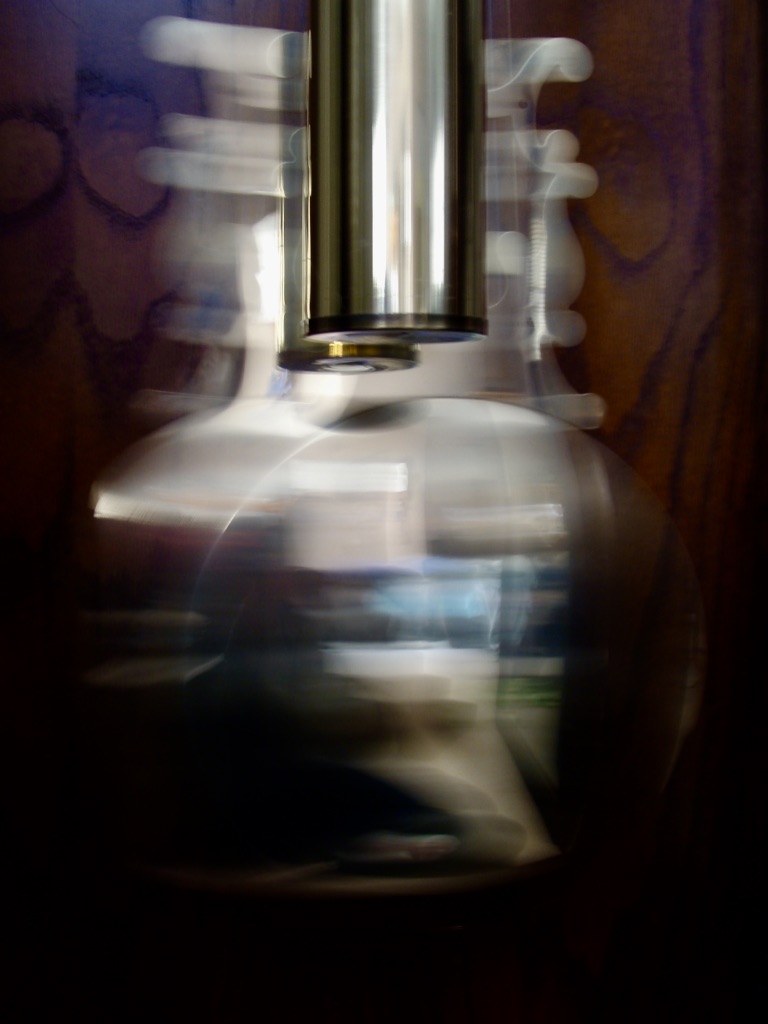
xmin=280 ymin=0 xmax=485 ymax=372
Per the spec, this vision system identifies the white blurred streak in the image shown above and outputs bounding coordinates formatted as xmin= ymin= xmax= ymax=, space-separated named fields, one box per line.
xmin=289 ymin=461 xmax=409 ymax=495
xmin=324 ymin=648 xmax=498 ymax=707
xmin=140 ymin=146 xmax=283 ymax=195
xmin=134 ymin=17 xmax=311 ymax=416
xmin=486 ymin=231 xmax=527 ymax=277
xmin=486 ymin=130 xmax=596 ymax=202
xmin=483 ymin=37 xmax=602 ymax=427
xmin=251 ymin=212 xmax=280 ymax=324
xmin=162 ymin=116 xmax=284 ymax=164
xmin=485 ymin=37 xmax=593 ymax=110
xmin=140 ymin=122 xmax=304 ymax=197
xmin=142 ymin=18 xmax=306 ymax=79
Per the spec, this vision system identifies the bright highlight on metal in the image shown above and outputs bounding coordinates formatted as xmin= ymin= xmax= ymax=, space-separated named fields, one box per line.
xmin=282 ymin=0 xmax=486 ymax=372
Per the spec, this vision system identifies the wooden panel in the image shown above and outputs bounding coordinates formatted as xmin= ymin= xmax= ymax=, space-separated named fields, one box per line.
xmin=1 ymin=1 xmax=764 ymax=1020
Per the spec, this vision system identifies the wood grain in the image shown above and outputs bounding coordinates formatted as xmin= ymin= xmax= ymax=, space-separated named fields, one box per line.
xmin=1 ymin=1 xmax=764 ymax=1020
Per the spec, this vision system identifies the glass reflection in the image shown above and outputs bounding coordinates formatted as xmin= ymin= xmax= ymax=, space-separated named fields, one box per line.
xmin=82 ymin=395 xmax=702 ymax=888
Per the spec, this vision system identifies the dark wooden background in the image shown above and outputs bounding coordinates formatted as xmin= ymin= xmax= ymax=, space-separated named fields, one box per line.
xmin=1 ymin=1 xmax=764 ymax=1020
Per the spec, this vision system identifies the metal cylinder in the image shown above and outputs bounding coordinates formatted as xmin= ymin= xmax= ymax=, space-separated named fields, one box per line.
xmin=280 ymin=0 xmax=486 ymax=372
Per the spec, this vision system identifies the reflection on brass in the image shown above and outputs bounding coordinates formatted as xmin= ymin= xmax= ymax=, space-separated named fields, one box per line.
xmin=279 ymin=337 xmax=419 ymax=373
